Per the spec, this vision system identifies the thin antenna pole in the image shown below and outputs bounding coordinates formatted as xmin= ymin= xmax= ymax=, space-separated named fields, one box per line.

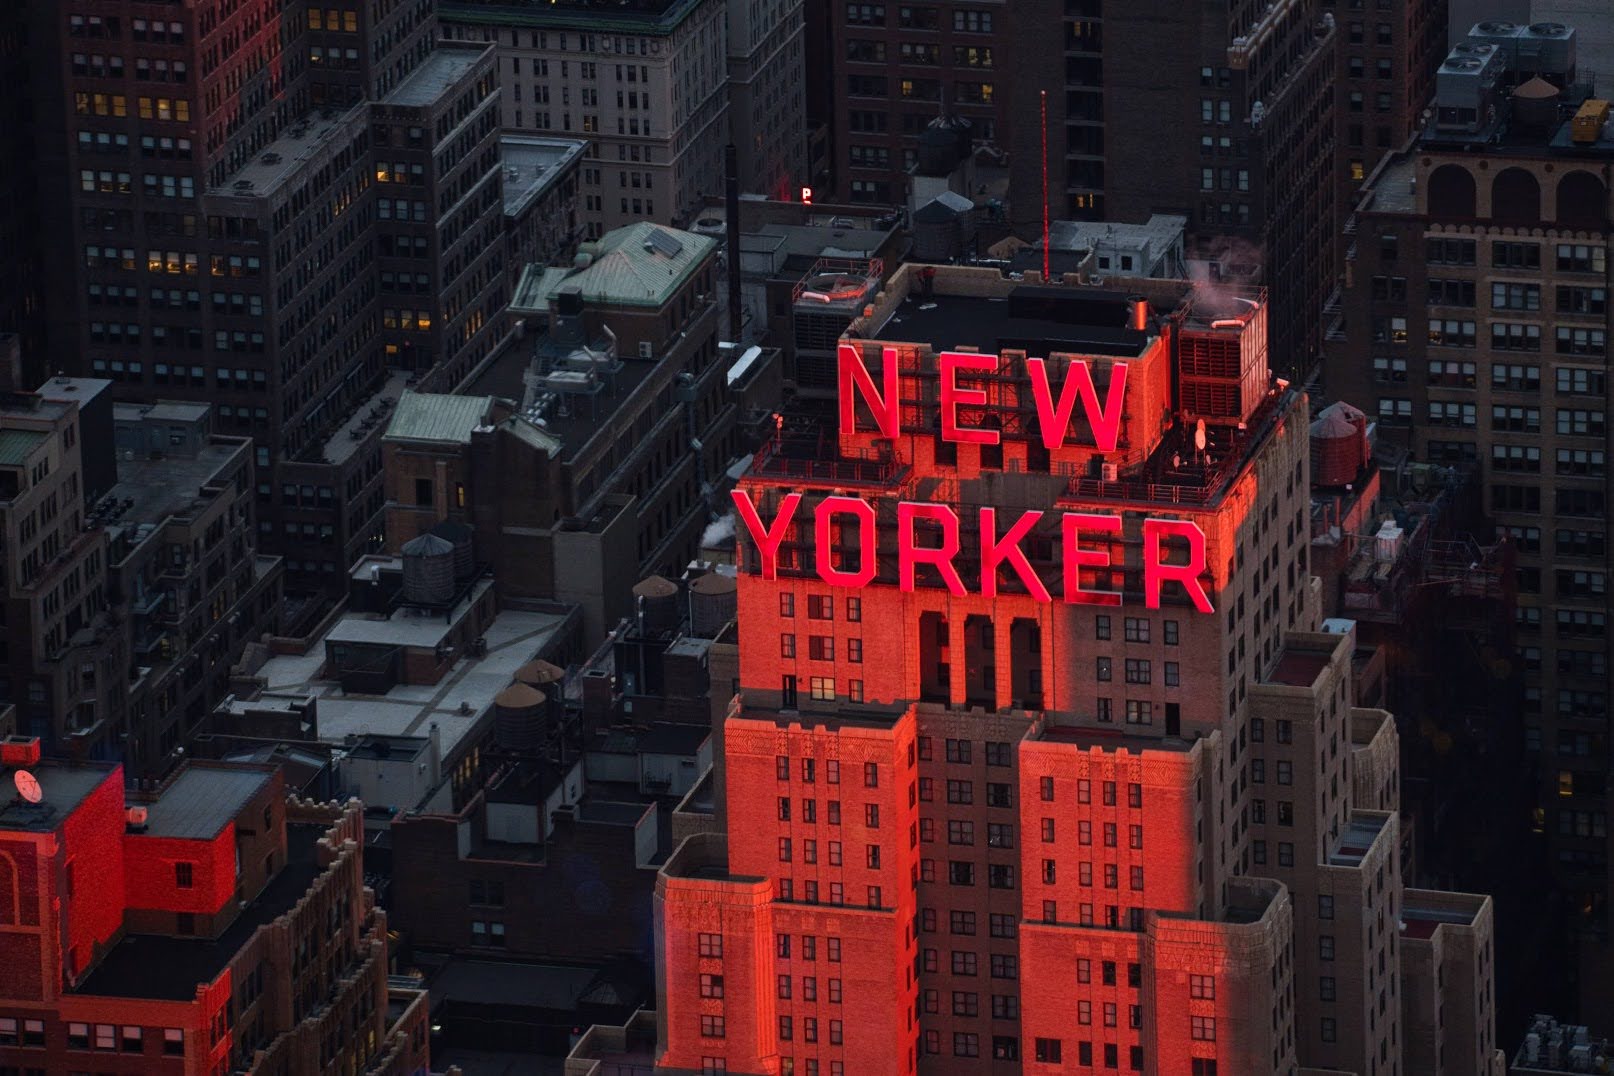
xmin=1041 ymin=90 xmax=1050 ymax=280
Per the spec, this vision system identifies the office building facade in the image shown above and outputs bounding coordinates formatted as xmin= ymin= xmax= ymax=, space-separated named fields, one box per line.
xmin=39 ymin=1 xmax=507 ymax=597
xmin=1328 ymin=28 xmax=1611 ymax=1013
xmin=440 ymin=0 xmax=732 ymax=234
xmin=0 ymin=386 xmax=128 ymax=760
xmin=827 ymin=0 xmax=1011 ymax=206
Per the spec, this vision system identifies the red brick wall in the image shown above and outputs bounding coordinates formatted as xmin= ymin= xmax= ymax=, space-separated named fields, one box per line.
xmin=123 ymin=826 xmax=239 ymax=918
xmin=58 ymin=769 xmax=128 ymax=985
xmin=0 ymin=833 xmax=51 ymax=1002
xmin=657 ymin=868 xmax=777 ymax=1074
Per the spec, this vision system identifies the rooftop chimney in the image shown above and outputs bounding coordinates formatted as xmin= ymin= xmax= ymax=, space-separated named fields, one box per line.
xmin=1 ymin=736 xmax=43 ymax=769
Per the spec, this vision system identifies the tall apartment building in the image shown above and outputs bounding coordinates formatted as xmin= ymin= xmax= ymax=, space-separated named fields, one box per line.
xmin=0 ymin=375 xmax=285 ymax=777
xmin=725 ymin=0 xmax=806 ymax=201
xmin=0 ymin=744 xmax=432 ymax=1075
xmin=104 ymin=399 xmax=284 ymax=779
xmin=440 ymin=0 xmax=731 ymax=234
xmin=1328 ymin=0 xmax=1448 ymax=209
xmin=0 ymin=9 xmax=45 ymax=379
xmin=654 ymin=263 xmax=1503 ymax=1075
xmin=1000 ymin=0 xmax=1338 ymax=380
xmin=1328 ymin=32 xmax=1612 ymax=1016
xmin=0 ymin=386 xmax=128 ymax=760
xmin=828 ymin=1 xmax=1010 ymax=205
xmin=36 ymin=2 xmax=507 ymax=598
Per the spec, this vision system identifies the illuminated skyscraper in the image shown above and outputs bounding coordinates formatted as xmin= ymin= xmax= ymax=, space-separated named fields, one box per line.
xmin=653 ymin=264 xmax=1503 ymax=1074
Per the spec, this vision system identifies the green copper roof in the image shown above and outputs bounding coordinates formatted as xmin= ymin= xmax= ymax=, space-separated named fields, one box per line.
xmin=514 ymin=222 xmax=715 ymax=311
xmin=0 ymin=428 xmax=46 ymax=467
xmin=383 ymin=391 xmax=495 ymax=444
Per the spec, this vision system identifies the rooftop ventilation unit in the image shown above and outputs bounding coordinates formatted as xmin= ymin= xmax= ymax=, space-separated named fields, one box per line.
xmin=1518 ymin=21 xmax=1577 ymax=78
xmin=1436 ymin=43 xmax=1504 ymax=131
xmin=1467 ymin=20 xmax=1524 ymax=67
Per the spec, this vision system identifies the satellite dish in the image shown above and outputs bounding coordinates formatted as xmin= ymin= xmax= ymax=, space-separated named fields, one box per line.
xmin=1193 ymin=420 xmax=1208 ymax=452
xmin=13 ymin=770 xmax=42 ymax=804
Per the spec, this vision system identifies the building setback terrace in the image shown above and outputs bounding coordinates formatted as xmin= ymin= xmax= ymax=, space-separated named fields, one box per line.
xmin=71 ymin=824 xmax=324 ymax=1001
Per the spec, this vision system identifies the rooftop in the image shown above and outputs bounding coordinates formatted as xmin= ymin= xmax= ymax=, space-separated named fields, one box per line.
xmin=501 ymin=135 xmax=586 ymax=218
xmin=254 ymin=604 xmax=573 ymax=758
xmin=1036 ymin=724 xmax=1194 ymax=755
xmin=115 ymin=399 xmax=209 ymax=425
xmin=219 ymin=692 xmax=317 ymax=716
xmin=486 ymin=759 xmax=572 ymax=807
xmin=580 ymin=800 xmax=655 ymax=826
xmin=1401 ymin=902 xmax=1480 ymax=940
xmin=441 ymin=0 xmax=707 ymax=33
xmin=216 ymin=106 xmax=363 ymax=196
xmin=1511 ymin=1013 xmax=1612 ymax=1074
xmin=1264 ymin=646 xmax=1334 ymax=688
xmin=0 ymin=428 xmax=46 ymax=467
xmin=1046 ymin=214 xmax=1189 ymax=257
xmin=74 ymin=823 xmax=324 ymax=1000
xmin=674 ymin=768 xmax=716 ymax=816
xmin=432 ymin=1048 xmax=565 ymax=1076
xmin=325 ymin=579 xmax=497 ymax=648
xmin=516 ymin=222 xmax=716 ymax=309
xmin=590 ymin=723 xmax=710 ymax=757
xmin=103 ymin=441 xmax=243 ymax=548
xmin=221 ymin=743 xmax=330 ymax=794
xmin=0 ymin=391 xmax=72 ymax=426
xmin=383 ymin=43 xmax=490 ymax=108
xmin=319 ymin=369 xmax=412 ymax=465
xmin=1328 ymin=812 xmax=1389 ymax=867
xmin=0 ymin=762 xmax=117 ymax=834
xmin=38 ymin=376 xmax=114 ymax=405
xmin=1361 ymin=150 xmax=1419 ymax=214
xmin=738 ymin=222 xmax=892 ymax=276
xmin=465 ymin=336 xmax=664 ymax=461
xmin=1421 ymin=85 xmax=1614 ymax=157
xmin=137 ymin=764 xmax=273 ymax=840
xmin=430 ymin=958 xmax=637 ymax=1012
xmin=511 ymin=266 xmax=574 ymax=315
xmin=568 ymin=1010 xmax=660 ymax=1073
xmin=383 ymin=390 xmax=496 ymax=445
xmin=868 ymin=285 xmax=1155 ymax=359
xmin=345 ymin=733 xmax=431 ymax=763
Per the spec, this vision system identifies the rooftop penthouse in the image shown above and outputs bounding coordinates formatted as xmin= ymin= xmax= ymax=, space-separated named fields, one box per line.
xmin=747 ymin=262 xmax=1298 ymax=514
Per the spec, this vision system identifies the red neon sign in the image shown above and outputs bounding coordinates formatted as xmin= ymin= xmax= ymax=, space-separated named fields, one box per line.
xmin=732 ymin=491 xmax=1214 ymax=612
xmin=801 ymin=185 xmax=814 ymax=205
xmin=839 ymin=343 xmax=1128 ymax=451
xmin=746 ymin=341 xmax=1216 ymax=613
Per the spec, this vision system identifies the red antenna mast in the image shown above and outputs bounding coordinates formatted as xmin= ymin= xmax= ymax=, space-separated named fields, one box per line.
xmin=1041 ymin=90 xmax=1050 ymax=280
